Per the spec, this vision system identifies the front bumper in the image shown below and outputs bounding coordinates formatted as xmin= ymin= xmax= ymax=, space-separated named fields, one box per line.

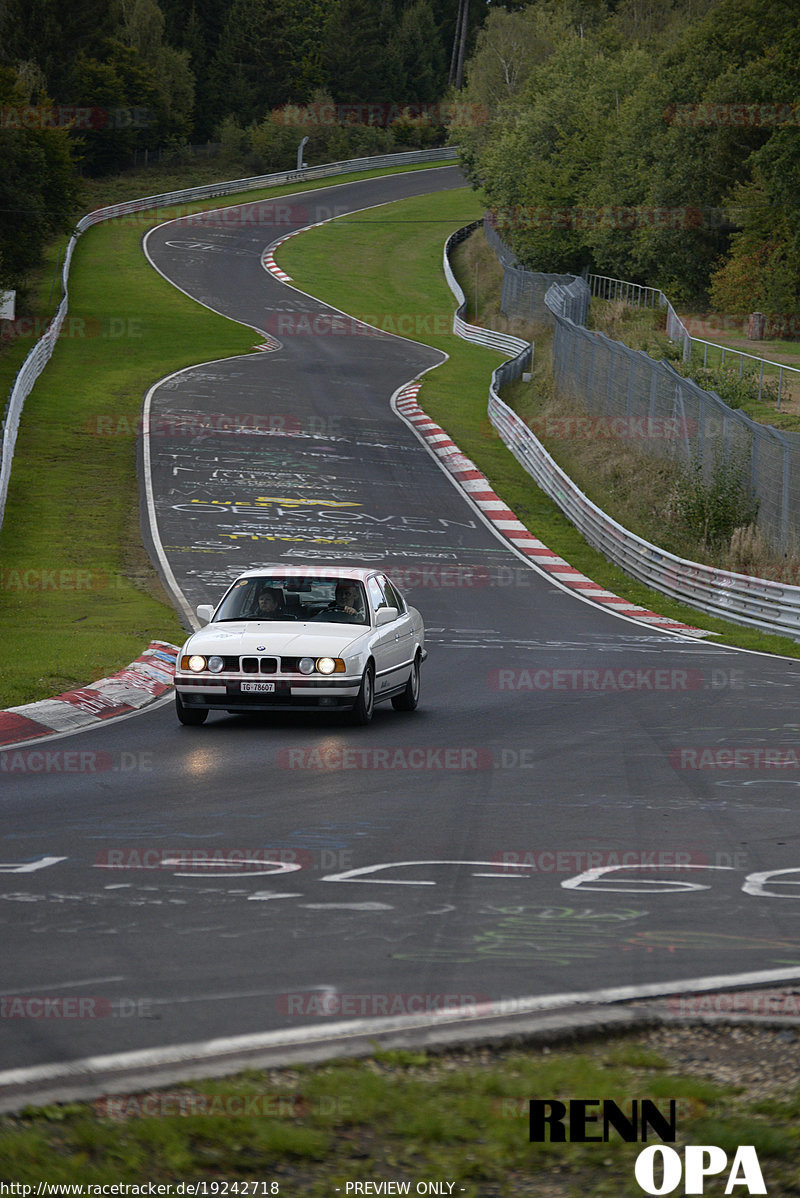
xmin=175 ymin=673 xmax=362 ymax=712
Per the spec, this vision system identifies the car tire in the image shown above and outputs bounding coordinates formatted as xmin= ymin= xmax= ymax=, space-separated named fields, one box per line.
xmin=175 ymin=691 xmax=208 ymax=726
xmin=392 ymin=653 xmax=421 ymax=711
xmin=350 ymin=661 xmax=375 ymax=725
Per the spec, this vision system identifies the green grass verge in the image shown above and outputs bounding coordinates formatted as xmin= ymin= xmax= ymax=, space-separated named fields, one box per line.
xmin=277 ymin=190 xmax=800 ymax=660
xmin=0 ymin=162 xmax=457 ymax=708
xmin=2 ymin=1031 xmax=799 ymax=1195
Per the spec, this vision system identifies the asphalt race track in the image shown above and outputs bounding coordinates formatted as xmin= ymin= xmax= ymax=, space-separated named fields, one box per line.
xmin=2 ymin=165 xmax=800 ymax=1098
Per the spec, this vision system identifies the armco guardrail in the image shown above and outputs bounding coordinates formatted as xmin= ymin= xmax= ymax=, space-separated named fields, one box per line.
xmin=0 ymin=146 xmax=458 ymax=530
xmin=443 ymin=223 xmax=531 ymax=359
xmin=543 ymin=277 xmax=590 ymax=327
xmin=444 ymin=223 xmax=800 ymax=640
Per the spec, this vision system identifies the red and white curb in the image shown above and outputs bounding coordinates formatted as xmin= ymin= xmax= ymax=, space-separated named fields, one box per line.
xmin=261 ymin=245 xmax=293 ymax=282
xmin=261 ymin=221 xmax=329 ymax=282
xmin=393 ymin=382 xmax=706 ymax=637
xmin=261 ymin=229 xmax=304 ymax=281
xmin=0 ymin=641 xmax=179 ymax=748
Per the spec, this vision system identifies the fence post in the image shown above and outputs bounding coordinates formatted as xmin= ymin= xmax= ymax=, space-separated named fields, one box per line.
xmin=626 ymin=350 xmax=636 ymax=423
xmin=672 ymin=381 xmax=689 ymax=465
xmin=606 ymin=341 xmax=616 ymax=417
xmin=781 ymin=436 xmax=790 ymax=552
xmin=649 ymin=363 xmax=659 ymax=433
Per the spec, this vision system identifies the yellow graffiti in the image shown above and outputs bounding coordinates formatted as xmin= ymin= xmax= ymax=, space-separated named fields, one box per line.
xmin=189 ymin=496 xmax=360 ymax=509
xmin=256 ymin=496 xmax=359 ymax=508
xmin=221 ymin=534 xmax=353 ymax=543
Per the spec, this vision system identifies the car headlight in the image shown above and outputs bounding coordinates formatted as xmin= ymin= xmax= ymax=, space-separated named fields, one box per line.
xmin=188 ymin=655 xmax=207 ymax=673
xmin=207 ymin=655 xmax=225 ymax=673
xmin=298 ymin=657 xmax=315 ymax=675
xmin=316 ymin=657 xmax=336 ymax=675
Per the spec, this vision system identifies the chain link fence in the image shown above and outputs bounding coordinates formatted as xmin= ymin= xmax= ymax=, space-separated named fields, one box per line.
xmin=483 ymin=223 xmax=575 ymax=325
xmin=545 ymin=304 xmax=798 ymax=553
xmin=482 ymin=218 xmax=800 ymax=554
xmin=585 ymin=272 xmax=692 ymax=362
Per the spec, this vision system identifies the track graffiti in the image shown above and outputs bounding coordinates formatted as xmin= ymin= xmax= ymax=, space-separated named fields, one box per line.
xmin=393 ymin=905 xmax=649 ymax=966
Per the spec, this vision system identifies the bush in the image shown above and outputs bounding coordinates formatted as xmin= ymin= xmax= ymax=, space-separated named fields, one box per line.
xmin=681 ymin=361 xmax=782 ymax=408
xmin=671 ymin=450 xmax=759 ymax=550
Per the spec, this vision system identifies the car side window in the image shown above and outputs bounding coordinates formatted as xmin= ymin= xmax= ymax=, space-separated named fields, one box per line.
xmin=367 ymin=576 xmax=389 ymax=615
xmin=381 ymin=578 xmax=406 ymax=613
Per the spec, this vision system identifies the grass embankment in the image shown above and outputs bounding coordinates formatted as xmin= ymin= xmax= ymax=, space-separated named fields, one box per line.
xmin=0 ymin=162 xmax=454 ymax=708
xmin=277 ymin=194 xmax=800 ymax=658
xmin=2 ymin=1028 xmax=800 ymax=1195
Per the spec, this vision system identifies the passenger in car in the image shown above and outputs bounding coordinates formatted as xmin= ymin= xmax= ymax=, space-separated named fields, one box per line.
xmin=331 ymin=582 xmax=364 ymax=621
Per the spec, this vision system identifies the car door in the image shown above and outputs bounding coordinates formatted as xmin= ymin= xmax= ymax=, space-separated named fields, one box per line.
xmin=366 ymin=574 xmax=405 ymax=697
xmin=379 ymin=575 xmax=416 ymax=677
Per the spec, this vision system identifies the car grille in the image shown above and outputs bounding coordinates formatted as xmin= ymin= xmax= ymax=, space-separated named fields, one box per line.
xmin=240 ymin=657 xmax=278 ymax=674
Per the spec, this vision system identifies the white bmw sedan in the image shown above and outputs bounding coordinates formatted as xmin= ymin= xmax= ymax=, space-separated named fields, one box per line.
xmin=174 ymin=565 xmax=426 ymax=726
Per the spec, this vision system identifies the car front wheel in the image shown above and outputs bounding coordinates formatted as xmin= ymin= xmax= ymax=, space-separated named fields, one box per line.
xmin=175 ymin=690 xmax=208 ymax=726
xmin=392 ymin=653 xmax=421 ymax=711
xmin=350 ymin=662 xmax=375 ymax=725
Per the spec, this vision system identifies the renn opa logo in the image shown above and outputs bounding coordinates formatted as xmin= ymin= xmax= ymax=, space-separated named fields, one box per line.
xmin=529 ymin=1100 xmax=766 ymax=1195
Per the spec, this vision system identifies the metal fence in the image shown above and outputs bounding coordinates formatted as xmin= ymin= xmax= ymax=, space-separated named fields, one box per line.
xmin=690 ymin=335 xmax=800 ymax=409
xmin=585 ymin=272 xmax=800 ymax=404
xmin=486 ymin=226 xmax=799 ymax=405
xmin=0 ymin=146 xmax=458 ymax=531
xmin=488 ymin=381 xmax=800 ymax=640
xmin=585 ymin=273 xmax=693 ymax=363
xmin=482 ymin=223 xmax=575 ymax=325
xmin=544 ymin=280 xmax=800 ymax=554
xmin=479 ymin=221 xmax=800 ymax=555
xmin=442 ymin=226 xmax=800 ymax=636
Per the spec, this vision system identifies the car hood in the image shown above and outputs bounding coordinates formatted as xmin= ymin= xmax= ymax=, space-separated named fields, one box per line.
xmin=185 ymin=622 xmax=365 ymax=657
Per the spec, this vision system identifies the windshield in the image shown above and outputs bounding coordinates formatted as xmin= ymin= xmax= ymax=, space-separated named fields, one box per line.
xmin=214 ymin=576 xmax=369 ymax=625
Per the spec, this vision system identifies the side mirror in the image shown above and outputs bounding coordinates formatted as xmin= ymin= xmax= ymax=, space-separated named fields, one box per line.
xmin=196 ymin=604 xmax=215 ymax=626
xmin=376 ymin=606 xmax=398 ymax=626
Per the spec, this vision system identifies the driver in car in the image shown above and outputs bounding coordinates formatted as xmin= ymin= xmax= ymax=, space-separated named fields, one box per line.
xmin=256 ymin=586 xmax=286 ymax=618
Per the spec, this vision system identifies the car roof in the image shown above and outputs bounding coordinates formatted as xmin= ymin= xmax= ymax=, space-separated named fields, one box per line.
xmin=232 ymin=565 xmax=381 ymax=582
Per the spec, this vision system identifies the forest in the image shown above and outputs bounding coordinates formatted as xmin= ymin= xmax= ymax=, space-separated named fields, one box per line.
xmin=456 ymin=0 xmax=800 ymax=314
xmin=1 ymin=0 xmax=799 ymax=317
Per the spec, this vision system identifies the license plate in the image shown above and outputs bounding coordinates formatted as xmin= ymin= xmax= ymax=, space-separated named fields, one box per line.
xmin=241 ymin=681 xmax=275 ymax=694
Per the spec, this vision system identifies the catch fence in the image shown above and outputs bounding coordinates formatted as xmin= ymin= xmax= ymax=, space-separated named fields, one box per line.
xmin=482 ymin=220 xmax=800 ymax=553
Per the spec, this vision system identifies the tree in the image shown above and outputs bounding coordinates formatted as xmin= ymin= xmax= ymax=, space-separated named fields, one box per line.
xmin=211 ymin=0 xmax=329 ymax=126
xmin=323 ymin=0 xmax=400 ymax=102
xmin=453 ymin=5 xmax=574 ymax=179
xmin=71 ymin=42 xmax=161 ymax=174
xmin=118 ymin=0 xmax=195 ymax=142
xmin=394 ymin=0 xmax=446 ymax=101
xmin=454 ymin=0 xmax=800 ymax=307
xmin=0 ymin=0 xmax=114 ymax=101
xmin=0 ymin=67 xmax=79 ymax=289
